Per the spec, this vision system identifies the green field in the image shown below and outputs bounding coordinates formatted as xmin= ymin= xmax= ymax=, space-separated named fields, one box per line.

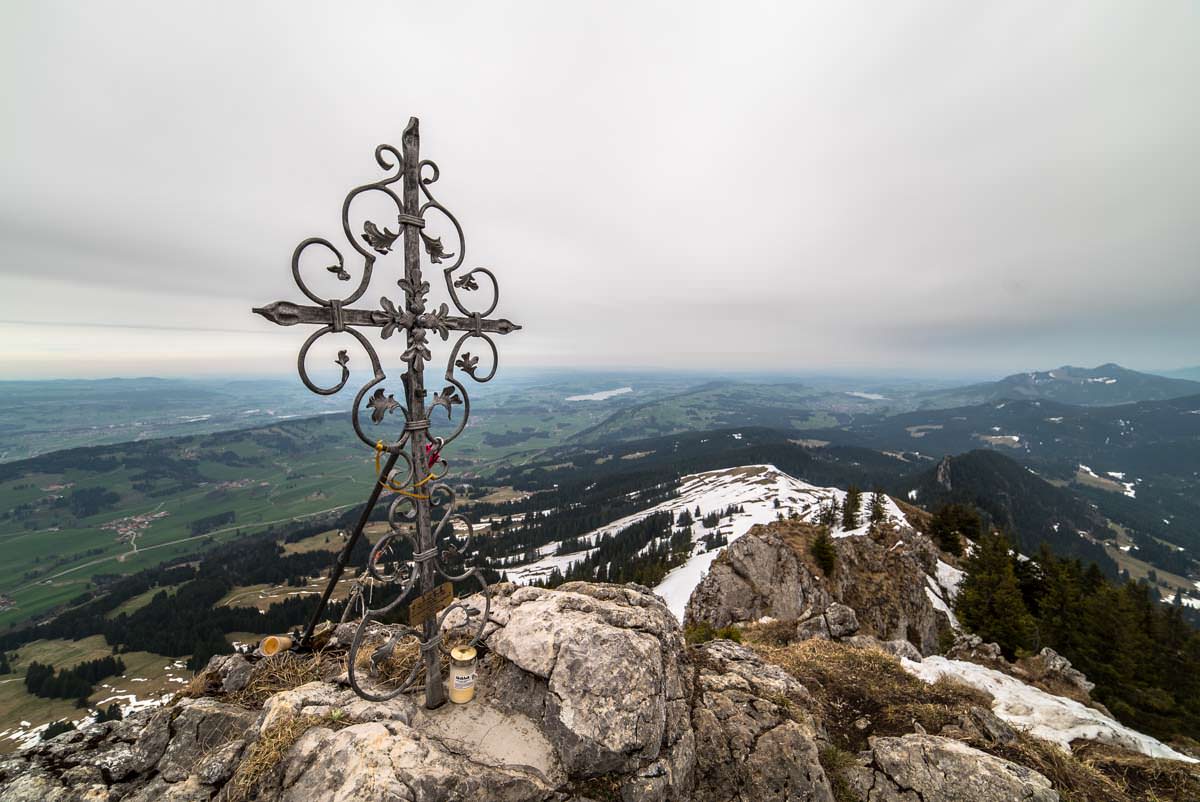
xmin=0 ymin=635 xmax=187 ymax=752
xmin=0 ymin=376 xmax=679 ymax=628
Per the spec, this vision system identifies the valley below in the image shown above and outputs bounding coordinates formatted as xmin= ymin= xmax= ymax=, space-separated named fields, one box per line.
xmin=1 ymin=365 xmax=1198 ymax=798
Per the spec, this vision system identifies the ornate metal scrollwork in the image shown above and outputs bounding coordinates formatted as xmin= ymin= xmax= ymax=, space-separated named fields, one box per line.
xmin=253 ymin=117 xmax=521 ymax=707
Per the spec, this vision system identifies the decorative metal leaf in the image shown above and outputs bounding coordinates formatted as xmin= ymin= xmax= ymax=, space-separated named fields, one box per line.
xmin=367 ymin=388 xmax=400 ymax=424
xmin=335 ymin=350 xmax=350 ymax=369
xmin=377 ymin=296 xmax=407 ymax=340
xmin=420 ymin=303 xmax=450 ymax=341
xmin=453 ymin=273 xmax=479 ymax=291
xmin=397 ymin=278 xmax=430 ymax=314
xmin=326 ymin=264 xmax=351 ymax=281
xmin=455 ymin=352 xmax=479 ymax=377
xmin=362 ymin=221 xmax=400 ymax=255
xmin=401 ymin=329 xmax=432 ymax=370
xmin=420 ymin=231 xmax=454 ymax=264
xmin=431 ymin=385 xmax=462 ymax=417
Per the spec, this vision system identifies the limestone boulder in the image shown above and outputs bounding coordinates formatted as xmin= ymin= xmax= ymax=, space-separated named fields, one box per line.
xmin=846 ymin=734 xmax=1059 ymax=802
xmin=690 ymin=639 xmax=834 ymax=802
xmin=686 ymin=523 xmax=952 ymax=655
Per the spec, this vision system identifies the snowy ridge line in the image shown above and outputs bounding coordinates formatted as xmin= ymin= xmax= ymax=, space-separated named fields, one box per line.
xmin=501 ymin=464 xmax=914 ymax=620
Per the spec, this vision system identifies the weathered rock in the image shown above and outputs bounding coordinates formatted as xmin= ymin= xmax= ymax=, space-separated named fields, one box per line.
xmin=0 ymin=768 xmax=71 ymax=802
xmin=823 ymin=602 xmax=859 ymax=637
xmin=125 ymin=774 xmax=213 ymax=802
xmin=946 ymin=633 xmax=1005 ymax=664
xmin=158 ymin=697 xmax=258 ymax=783
xmin=0 ymin=581 xmax=1154 ymax=802
xmin=842 ymin=634 xmax=927 ymax=663
xmin=685 ymin=528 xmax=831 ymax=629
xmin=795 ymin=615 xmax=830 ymax=641
xmin=448 ymin=581 xmax=695 ymax=799
xmin=938 ymin=705 xmax=1018 ymax=747
xmin=129 ymin=707 xmax=173 ymax=773
xmin=690 ymin=639 xmax=833 ymax=802
xmin=846 ymin=734 xmax=1059 ymax=802
xmin=687 ymin=523 xmax=952 ymax=655
xmin=194 ymin=737 xmax=247 ymax=785
xmin=796 ymin=602 xmax=861 ymax=643
xmin=277 ymin=720 xmax=555 ymax=802
xmin=881 ymin=639 xmax=923 ymax=662
xmin=208 ymin=652 xmax=254 ymax=694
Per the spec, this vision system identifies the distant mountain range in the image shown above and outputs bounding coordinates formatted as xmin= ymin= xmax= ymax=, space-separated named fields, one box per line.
xmin=905 ymin=449 xmax=1115 ymax=572
xmin=915 ymin=364 xmax=1200 ymax=408
xmin=1161 ymin=365 xmax=1200 ymax=382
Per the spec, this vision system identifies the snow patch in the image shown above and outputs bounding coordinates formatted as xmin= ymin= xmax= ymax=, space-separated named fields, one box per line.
xmin=924 ymin=579 xmax=959 ymax=629
xmin=903 ymin=657 xmax=1196 ymax=763
xmin=935 ymin=559 xmax=965 ymax=602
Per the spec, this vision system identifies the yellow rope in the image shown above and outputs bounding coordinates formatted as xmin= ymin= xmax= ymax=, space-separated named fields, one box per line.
xmin=373 ymin=441 xmax=442 ymax=498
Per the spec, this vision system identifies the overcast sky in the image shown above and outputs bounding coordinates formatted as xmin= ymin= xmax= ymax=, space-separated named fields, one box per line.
xmin=1 ymin=2 xmax=1197 ymax=380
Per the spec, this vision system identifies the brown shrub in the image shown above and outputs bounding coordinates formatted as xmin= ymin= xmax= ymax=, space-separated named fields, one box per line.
xmin=750 ymin=638 xmax=992 ymax=752
xmin=741 ymin=618 xmax=798 ymax=647
xmin=226 ymin=652 xmax=336 ymax=709
xmin=224 ymin=712 xmax=348 ymax=802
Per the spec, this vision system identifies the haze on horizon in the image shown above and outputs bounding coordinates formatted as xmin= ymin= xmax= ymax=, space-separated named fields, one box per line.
xmin=2 ymin=2 xmax=1198 ymax=381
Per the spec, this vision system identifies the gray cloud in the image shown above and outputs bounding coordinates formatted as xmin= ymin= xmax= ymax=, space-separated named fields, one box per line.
xmin=1 ymin=1 xmax=1198 ymax=379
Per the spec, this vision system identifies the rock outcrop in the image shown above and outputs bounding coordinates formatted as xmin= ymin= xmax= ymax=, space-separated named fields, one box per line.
xmin=846 ymin=734 xmax=1059 ymax=802
xmin=685 ymin=522 xmax=953 ymax=654
xmin=690 ymin=639 xmax=833 ymax=802
xmin=0 ymin=583 xmax=717 ymax=802
xmin=0 ymin=579 xmax=1167 ymax=802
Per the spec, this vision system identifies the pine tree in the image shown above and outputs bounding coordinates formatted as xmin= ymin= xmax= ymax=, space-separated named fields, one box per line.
xmin=955 ymin=530 xmax=1035 ymax=658
xmin=811 ymin=530 xmax=837 ymax=576
xmin=929 ymin=503 xmax=979 ymax=557
xmin=841 ymin=486 xmax=861 ymax=529
xmin=869 ymin=489 xmax=886 ymax=525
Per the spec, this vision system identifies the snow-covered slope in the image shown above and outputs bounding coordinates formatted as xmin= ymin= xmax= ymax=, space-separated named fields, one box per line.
xmin=903 ymin=656 xmax=1197 ymax=764
xmin=503 ymin=464 xmax=911 ymax=620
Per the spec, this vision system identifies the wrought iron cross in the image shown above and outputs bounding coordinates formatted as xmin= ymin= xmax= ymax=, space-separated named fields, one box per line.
xmin=253 ymin=118 xmax=520 ymax=708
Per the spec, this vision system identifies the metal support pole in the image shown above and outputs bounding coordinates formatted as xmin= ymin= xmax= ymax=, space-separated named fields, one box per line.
xmin=299 ymin=449 xmax=399 ymax=646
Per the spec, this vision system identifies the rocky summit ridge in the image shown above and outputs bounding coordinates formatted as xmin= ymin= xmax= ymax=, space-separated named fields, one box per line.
xmin=3 ymin=513 xmax=1199 ymax=800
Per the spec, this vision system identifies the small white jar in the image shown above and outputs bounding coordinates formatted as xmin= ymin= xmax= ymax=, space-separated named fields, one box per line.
xmin=448 ymin=645 xmax=477 ymax=704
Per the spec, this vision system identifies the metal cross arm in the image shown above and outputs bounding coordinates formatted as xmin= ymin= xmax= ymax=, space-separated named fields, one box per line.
xmin=253 ymin=300 xmax=520 ymax=336
xmin=251 ymin=117 xmax=521 ymax=708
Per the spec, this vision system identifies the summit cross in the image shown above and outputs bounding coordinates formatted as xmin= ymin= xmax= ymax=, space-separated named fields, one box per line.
xmin=253 ymin=117 xmax=520 ymax=708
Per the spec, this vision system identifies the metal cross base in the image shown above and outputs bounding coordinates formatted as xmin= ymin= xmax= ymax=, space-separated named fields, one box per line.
xmin=253 ymin=118 xmax=520 ymax=707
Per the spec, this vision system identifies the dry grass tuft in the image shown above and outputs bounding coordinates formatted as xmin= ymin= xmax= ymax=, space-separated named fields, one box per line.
xmin=226 ymin=652 xmax=336 ymax=709
xmin=740 ymin=618 xmax=798 ymax=647
xmin=747 ymin=637 xmax=992 ymax=752
xmin=1072 ymin=741 xmax=1200 ymax=802
xmin=352 ymin=631 xmax=425 ymax=690
xmin=977 ymin=732 xmax=1126 ymax=802
xmin=224 ymin=712 xmax=349 ymax=802
xmin=818 ymin=745 xmax=860 ymax=802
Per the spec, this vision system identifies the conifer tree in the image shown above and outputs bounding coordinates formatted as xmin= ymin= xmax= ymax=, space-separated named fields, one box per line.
xmin=869 ymin=489 xmax=886 ymax=525
xmin=955 ymin=530 xmax=1034 ymax=658
xmin=929 ymin=503 xmax=979 ymax=557
xmin=811 ymin=530 xmax=837 ymax=576
xmin=841 ymin=486 xmax=861 ymax=529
